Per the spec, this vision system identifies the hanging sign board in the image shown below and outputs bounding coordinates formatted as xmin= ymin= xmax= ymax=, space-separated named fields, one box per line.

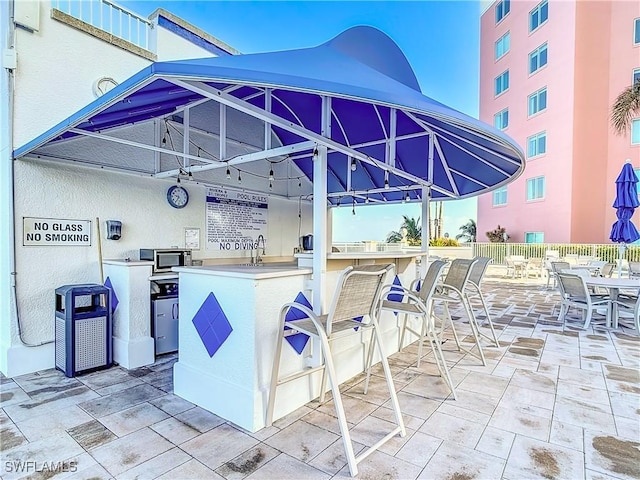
xmin=23 ymin=217 xmax=92 ymax=246
xmin=205 ymin=187 xmax=268 ymax=251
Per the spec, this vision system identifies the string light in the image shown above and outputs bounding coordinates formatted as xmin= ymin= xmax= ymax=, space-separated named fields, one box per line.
xmin=188 ymin=170 xmax=193 ymax=180
xmin=176 ymin=175 xmax=181 ymax=184
xmin=269 ymin=181 xmax=273 ymax=190
xmin=352 ymin=197 xmax=356 ymax=215
xmin=384 ymin=171 xmax=389 ymax=189
xmin=350 ymin=158 xmax=356 ymax=172
xmin=237 ymin=171 xmax=242 ymax=184
xmin=269 ymin=166 xmax=274 ymax=181
xmin=226 ymin=165 xmax=231 ymax=179
xmin=365 ymin=193 xmax=370 ymax=204
xmin=298 ymin=179 xmax=302 ymax=188
xmin=405 ymin=192 xmax=411 ymax=202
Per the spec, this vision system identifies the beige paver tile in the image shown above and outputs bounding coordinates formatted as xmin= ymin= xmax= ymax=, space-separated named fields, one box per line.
xmin=98 ymin=402 xmax=169 ymax=437
xmin=504 ymin=435 xmax=584 ymax=479
xmin=246 ymin=453 xmax=331 ymax=479
xmin=150 ymin=416 xmax=200 ymax=444
xmin=156 ymin=458 xmax=221 ymax=479
xmin=418 ymin=411 xmax=485 ymax=448
xmin=115 ymin=447 xmax=191 ymax=480
xmin=475 ymin=426 xmax=515 ymax=459
xmin=553 ymin=396 xmax=616 ymax=434
xmin=215 ymin=443 xmax=281 ymax=480
xmin=488 ymin=404 xmax=551 ymax=441
xmin=394 ymin=431 xmax=442 ymax=467
xmin=418 ymin=441 xmax=506 ymax=479
xmin=181 ymin=423 xmax=259 ymax=470
xmin=549 ymin=419 xmax=584 ymax=452
xmin=584 ymin=430 xmax=640 ymax=480
xmin=262 ymin=419 xmax=339 ymax=463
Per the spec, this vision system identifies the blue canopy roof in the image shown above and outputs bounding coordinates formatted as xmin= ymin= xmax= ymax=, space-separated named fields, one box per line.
xmin=14 ymin=26 xmax=525 ymax=204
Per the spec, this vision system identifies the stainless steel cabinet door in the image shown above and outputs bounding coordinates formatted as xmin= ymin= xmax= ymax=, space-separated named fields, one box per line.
xmin=153 ymin=298 xmax=179 ymax=355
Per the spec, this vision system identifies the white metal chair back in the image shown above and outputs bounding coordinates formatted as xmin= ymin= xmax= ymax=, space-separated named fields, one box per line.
xmin=600 ymin=263 xmax=615 ymax=278
xmin=417 ymin=260 xmax=448 ymax=302
xmin=468 ymin=256 xmax=492 ymax=287
xmin=551 ymin=261 xmax=571 ymax=273
xmin=442 ymin=258 xmax=477 ymax=292
xmin=557 ymin=272 xmax=588 ymax=299
xmin=327 ymin=264 xmax=393 ymax=335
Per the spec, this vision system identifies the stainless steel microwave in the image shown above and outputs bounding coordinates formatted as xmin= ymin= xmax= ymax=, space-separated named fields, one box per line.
xmin=140 ymin=249 xmax=192 ymax=273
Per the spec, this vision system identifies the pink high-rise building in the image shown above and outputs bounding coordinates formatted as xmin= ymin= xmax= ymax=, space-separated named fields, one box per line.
xmin=478 ymin=0 xmax=640 ymax=243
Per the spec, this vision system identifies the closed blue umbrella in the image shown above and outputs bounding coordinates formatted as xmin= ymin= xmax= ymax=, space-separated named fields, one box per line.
xmin=609 ymin=161 xmax=640 ymax=276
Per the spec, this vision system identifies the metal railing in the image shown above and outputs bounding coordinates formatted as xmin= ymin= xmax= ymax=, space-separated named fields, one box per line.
xmin=472 ymin=242 xmax=640 ymax=265
xmin=332 ymin=241 xmax=640 ymax=265
xmin=52 ymin=0 xmax=152 ymax=50
xmin=333 ymin=242 xmax=422 ymax=253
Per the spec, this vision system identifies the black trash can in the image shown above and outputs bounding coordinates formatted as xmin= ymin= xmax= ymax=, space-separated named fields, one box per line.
xmin=55 ymin=284 xmax=112 ymax=377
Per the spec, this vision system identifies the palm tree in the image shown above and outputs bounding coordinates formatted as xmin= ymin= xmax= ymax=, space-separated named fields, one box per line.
xmin=456 ymin=219 xmax=477 ymax=243
xmin=386 ymin=215 xmax=421 ymax=245
xmin=611 ymin=78 xmax=640 ymax=135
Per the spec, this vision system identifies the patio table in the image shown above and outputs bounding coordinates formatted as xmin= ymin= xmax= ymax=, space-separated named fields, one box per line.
xmin=584 ymin=277 xmax=640 ymax=327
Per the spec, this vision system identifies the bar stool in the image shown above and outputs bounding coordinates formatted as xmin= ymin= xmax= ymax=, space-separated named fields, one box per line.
xmin=378 ymin=259 xmax=457 ymax=399
xmin=266 ymin=264 xmax=405 ymax=477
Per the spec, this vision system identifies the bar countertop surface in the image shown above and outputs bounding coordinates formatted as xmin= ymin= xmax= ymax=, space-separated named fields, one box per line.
xmin=173 ymin=263 xmax=312 ymax=279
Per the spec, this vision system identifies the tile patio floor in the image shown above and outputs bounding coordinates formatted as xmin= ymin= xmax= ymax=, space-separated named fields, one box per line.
xmin=1 ymin=276 xmax=639 ymax=479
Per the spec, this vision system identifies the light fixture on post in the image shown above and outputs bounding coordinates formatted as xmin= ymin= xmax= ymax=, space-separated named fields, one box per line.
xmin=384 ymin=171 xmax=389 ymax=189
xmin=350 ymin=158 xmax=356 ymax=171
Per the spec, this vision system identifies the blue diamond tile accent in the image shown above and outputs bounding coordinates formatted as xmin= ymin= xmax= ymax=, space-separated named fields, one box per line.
xmin=387 ymin=275 xmax=404 ymax=302
xmin=104 ymin=277 xmax=119 ymax=313
xmin=192 ymin=292 xmax=233 ymax=358
xmin=284 ymin=292 xmax=312 ymax=354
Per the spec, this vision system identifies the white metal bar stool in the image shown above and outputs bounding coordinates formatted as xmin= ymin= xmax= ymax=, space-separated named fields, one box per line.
xmin=266 ymin=263 xmax=405 ymax=477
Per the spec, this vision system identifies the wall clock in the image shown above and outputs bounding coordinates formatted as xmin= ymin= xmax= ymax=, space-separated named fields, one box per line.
xmin=167 ymin=185 xmax=189 ymax=209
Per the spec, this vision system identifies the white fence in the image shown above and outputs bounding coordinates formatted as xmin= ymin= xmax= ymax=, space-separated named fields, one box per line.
xmin=333 ymin=242 xmax=640 ymax=265
xmin=52 ymin=0 xmax=152 ymax=50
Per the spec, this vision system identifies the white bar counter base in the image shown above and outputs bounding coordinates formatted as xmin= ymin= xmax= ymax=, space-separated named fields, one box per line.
xmin=172 ymin=254 xmax=419 ymax=433
xmin=102 ymin=260 xmax=156 ymax=369
xmin=172 ymin=263 xmax=312 ymax=432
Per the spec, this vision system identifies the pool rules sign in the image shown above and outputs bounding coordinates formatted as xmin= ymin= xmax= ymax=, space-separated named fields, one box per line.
xmin=205 ymin=187 xmax=268 ymax=251
xmin=23 ymin=218 xmax=92 ymax=246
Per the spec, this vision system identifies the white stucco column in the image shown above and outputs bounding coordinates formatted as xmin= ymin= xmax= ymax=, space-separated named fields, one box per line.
xmin=0 ymin=0 xmax=14 ymax=376
xmin=312 ymin=145 xmax=328 ymax=314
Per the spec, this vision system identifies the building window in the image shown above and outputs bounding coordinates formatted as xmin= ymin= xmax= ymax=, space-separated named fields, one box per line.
xmin=529 ymin=43 xmax=548 ymax=74
xmin=493 ymin=186 xmax=507 ymax=206
xmin=634 ymin=68 xmax=640 ymax=85
xmin=525 ymin=232 xmax=544 ymax=243
xmin=632 ymin=119 xmax=640 ymax=145
xmin=529 ymin=0 xmax=548 ymax=32
xmin=527 ymin=132 xmax=547 ymax=157
xmin=527 ymin=176 xmax=545 ymax=200
xmin=496 ymin=0 xmax=510 ymax=23
xmin=495 ymin=32 xmax=510 ymax=60
xmin=528 ymin=87 xmax=547 ymax=116
xmin=635 ymin=18 xmax=640 ymax=44
xmin=495 ymin=70 xmax=509 ymax=96
xmin=494 ymin=109 xmax=509 ymax=130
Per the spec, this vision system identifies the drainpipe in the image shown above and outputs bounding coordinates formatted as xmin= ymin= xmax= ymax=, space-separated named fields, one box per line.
xmin=2 ymin=1 xmax=51 ymax=347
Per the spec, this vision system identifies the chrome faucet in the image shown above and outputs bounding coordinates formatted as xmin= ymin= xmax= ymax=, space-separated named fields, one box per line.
xmin=255 ymin=235 xmax=266 ymax=264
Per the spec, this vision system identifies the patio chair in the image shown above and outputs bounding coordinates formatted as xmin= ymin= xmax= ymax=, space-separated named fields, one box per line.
xmin=377 ymin=260 xmax=456 ymax=398
xmin=266 ymin=264 xmax=405 ymax=477
xmin=432 ymin=258 xmax=486 ymax=365
xmin=547 ymin=261 xmax=570 ymax=289
xmin=613 ymin=293 xmax=640 ymax=332
xmin=465 ymin=256 xmax=499 ymax=347
xmin=504 ymin=256 xmax=526 ymax=278
xmin=525 ymin=257 xmax=544 ymax=278
xmin=628 ymin=262 xmax=640 ymax=279
xmin=600 ymin=262 xmax=616 ymax=278
xmin=556 ymin=272 xmax=610 ymax=329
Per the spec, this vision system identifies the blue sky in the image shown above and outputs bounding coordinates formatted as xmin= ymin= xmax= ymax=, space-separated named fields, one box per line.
xmin=122 ymin=0 xmax=483 ymax=241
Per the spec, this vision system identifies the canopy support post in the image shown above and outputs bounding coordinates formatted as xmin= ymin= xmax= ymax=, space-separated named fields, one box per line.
xmin=421 ymin=186 xmax=430 ymax=279
xmin=313 ymin=144 xmax=328 ymax=315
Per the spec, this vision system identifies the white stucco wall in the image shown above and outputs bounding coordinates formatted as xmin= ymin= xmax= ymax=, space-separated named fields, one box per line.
xmin=2 ymin=1 xmax=313 ymax=376
xmin=9 ymin=160 xmax=310 ymax=366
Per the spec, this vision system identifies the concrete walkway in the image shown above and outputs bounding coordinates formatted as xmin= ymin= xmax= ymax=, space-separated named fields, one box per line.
xmin=1 ymin=279 xmax=638 ymax=479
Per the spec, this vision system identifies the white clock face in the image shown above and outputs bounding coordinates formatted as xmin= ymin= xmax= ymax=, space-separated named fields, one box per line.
xmin=167 ymin=185 xmax=189 ymax=208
